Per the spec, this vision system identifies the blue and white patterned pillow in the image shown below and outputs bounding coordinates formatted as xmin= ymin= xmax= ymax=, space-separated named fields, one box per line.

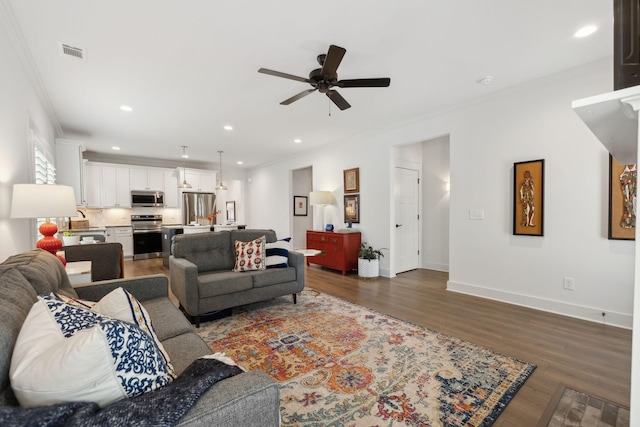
xmin=10 ymin=295 xmax=174 ymax=408
xmin=55 ymin=288 xmax=175 ymax=377
xmin=266 ymin=237 xmax=291 ymax=268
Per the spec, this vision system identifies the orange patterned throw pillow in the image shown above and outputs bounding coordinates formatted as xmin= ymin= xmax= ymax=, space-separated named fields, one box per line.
xmin=233 ymin=236 xmax=266 ymax=272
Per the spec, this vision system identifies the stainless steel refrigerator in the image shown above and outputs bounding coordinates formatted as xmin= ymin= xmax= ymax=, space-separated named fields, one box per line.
xmin=181 ymin=192 xmax=216 ymax=225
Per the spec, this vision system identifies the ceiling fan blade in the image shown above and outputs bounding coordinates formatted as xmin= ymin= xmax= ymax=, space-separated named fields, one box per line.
xmin=326 ymin=90 xmax=351 ymax=110
xmin=320 ymin=45 xmax=346 ymax=78
xmin=281 ymin=88 xmax=317 ymax=105
xmin=258 ymin=68 xmax=310 ymax=83
xmin=336 ymin=78 xmax=391 ymax=88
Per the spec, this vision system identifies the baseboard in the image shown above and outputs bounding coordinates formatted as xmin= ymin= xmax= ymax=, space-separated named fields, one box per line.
xmin=422 ymin=262 xmax=449 ymax=272
xmin=446 ymin=280 xmax=632 ymax=329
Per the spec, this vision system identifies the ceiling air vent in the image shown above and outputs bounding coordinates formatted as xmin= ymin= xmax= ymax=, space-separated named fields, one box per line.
xmin=58 ymin=42 xmax=86 ymax=61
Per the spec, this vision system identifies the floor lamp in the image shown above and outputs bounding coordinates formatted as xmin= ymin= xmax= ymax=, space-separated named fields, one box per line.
xmin=309 ymin=191 xmax=333 ymax=231
xmin=10 ymin=184 xmax=78 ymax=255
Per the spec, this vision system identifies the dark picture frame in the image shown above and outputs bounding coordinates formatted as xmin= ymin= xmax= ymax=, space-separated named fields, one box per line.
xmin=608 ymin=154 xmax=636 ymax=240
xmin=343 ymin=168 xmax=360 ymax=193
xmin=513 ymin=159 xmax=544 ymax=236
xmin=293 ymin=196 xmax=308 ymax=216
xmin=344 ymin=194 xmax=360 ymax=223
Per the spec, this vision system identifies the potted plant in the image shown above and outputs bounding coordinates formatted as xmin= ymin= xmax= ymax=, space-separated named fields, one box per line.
xmin=62 ymin=231 xmax=79 ymax=246
xmin=358 ymin=242 xmax=385 ymax=278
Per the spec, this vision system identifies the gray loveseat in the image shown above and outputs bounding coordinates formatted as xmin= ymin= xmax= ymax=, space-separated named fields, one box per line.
xmin=0 ymin=249 xmax=280 ymax=426
xmin=170 ymin=229 xmax=304 ymax=327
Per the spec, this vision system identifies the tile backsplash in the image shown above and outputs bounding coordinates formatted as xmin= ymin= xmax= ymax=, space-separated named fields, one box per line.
xmin=76 ymin=207 xmax=182 ymax=227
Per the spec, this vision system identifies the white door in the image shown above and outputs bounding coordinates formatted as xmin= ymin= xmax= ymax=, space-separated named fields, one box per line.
xmin=394 ymin=167 xmax=420 ymax=273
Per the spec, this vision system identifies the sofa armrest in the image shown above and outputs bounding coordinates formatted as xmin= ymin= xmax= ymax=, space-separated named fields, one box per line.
xmin=288 ymin=250 xmax=305 ymax=290
xmin=169 ymin=256 xmax=200 ymax=315
xmin=74 ymin=274 xmax=168 ymax=302
xmin=177 ymin=370 xmax=280 ymax=427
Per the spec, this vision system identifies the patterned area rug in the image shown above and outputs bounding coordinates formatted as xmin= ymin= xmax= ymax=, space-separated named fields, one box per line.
xmin=197 ymin=289 xmax=536 ymax=426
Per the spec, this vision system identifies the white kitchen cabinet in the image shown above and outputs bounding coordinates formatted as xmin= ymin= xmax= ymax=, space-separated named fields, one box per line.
xmin=106 ymin=226 xmax=133 ymax=259
xmin=102 ymin=166 xmax=131 ymax=207
xmin=184 ymin=169 xmax=216 ymax=192
xmin=130 ymin=168 xmax=164 ymax=191
xmin=164 ymin=170 xmax=179 ymax=208
xmin=84 ymin=163 xmax=102 ymax=208
xmin=55 ymin=139 xmax=85 ymax=205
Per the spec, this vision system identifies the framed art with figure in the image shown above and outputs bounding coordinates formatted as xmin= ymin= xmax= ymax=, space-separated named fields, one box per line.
xmin=513 ymin=159 xmax=544 ymax=236
xmin=344 ymin=194 xmax=360 ymax=223
xmin=609 ymin=154 xmax=636 ymax=240
xmin=343 ymin=168 xmax=359 ymax=193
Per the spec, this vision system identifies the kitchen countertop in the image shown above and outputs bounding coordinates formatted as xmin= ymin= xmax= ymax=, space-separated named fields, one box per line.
xmin=61 ymin=227 xmax=107 ymax=232
xmin=162 ymin=224 xmax=245 ymax=229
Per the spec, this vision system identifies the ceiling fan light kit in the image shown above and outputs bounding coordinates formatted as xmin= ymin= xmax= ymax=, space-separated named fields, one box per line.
xmin=258 ymin=44 xmax=391 ymax=111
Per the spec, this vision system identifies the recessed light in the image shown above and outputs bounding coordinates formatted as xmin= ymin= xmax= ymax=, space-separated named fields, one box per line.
xmin=181 ymin=154 xmax=189 ymax=159
xmin=120 ymin=105 xmax=133 ymax=112
xmin=112 ymin=146 xmax=120 ymax=150
xmin=237 ymin=161 xmax=244 ymax=165
xmin=294 ymin=139 xmax=302 ymax=143
xmin=224 ymin=125 xmax=233 ymax=131
xmin=574 ymin=25 xmax=597 ymax=38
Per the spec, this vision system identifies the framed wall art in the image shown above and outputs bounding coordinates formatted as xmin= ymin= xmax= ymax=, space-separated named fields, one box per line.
xmin=344 ymin=194 xmax=360 ymax=223
xmin=293 ymin=196 xmax=308 ymax=216
xmin=608 ymin=154 xmax=636 ymax=240
xmin=343 ymin=168 xmax=360 ymax=193
xmin=513 ymin=159 xmax=544 ymax=236
xmin=226 ymin=201 xmax=236 ymax=223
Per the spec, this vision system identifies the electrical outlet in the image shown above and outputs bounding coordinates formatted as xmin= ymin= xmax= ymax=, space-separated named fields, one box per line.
xmin=563 ymin=277 xmax=575 ymax=290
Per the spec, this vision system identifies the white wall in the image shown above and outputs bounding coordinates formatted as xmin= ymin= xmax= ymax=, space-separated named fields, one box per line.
xmin=0 ymin=13 xmax=56 ymax=262
xmin=246 ymin=58 xmax=634 ymax=328
xmin=422 ymin=135 xmax=450 ymax=271
xmin=291 ymin=167 xmax=313 ymax=249
xmin=445 ymin=59 xmax=634 ymax=328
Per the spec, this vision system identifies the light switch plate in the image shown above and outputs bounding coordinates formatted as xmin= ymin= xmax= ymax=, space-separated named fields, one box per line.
xmin=469 ymin=209 xmax=485 ymax=220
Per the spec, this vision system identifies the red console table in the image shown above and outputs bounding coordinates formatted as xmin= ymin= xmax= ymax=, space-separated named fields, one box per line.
xmin=306 ymin=230 xmax=361 ymax=275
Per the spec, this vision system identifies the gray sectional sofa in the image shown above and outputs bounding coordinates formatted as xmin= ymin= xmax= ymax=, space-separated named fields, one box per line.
xmin=0 ymin=249 xmax=280 ymax=426
xmin=170 ymin=229 xmax=304 ymax=327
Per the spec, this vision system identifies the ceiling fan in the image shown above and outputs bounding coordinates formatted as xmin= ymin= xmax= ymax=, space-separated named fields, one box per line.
xmin=258 ymin=44 xmax=391 ymax=111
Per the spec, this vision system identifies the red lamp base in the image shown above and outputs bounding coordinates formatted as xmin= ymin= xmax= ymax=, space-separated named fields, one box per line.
xmin=36 ymin=220 xmax=62 ymax=255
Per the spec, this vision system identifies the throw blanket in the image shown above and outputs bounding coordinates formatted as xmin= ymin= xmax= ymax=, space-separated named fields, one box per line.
xmin=0 ymin=357 xmax=243 ymax=427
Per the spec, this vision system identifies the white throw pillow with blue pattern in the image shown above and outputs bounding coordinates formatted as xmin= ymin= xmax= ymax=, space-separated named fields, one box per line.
xmin=54 ymin=288 xmax=175 ymax=378
xmin=10 ymin=295 xmax=174 ymax=408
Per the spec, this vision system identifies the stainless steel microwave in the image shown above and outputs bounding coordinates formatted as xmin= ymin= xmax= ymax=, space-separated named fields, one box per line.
xmin=131 ymin=191 xmax=164 ymax=207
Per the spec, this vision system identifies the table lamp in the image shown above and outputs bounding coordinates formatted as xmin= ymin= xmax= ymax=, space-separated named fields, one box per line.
xmin=309 ymin=191 xmax=333 ymax=231
xmin=10 ymin=184 xmax=78 ymax=255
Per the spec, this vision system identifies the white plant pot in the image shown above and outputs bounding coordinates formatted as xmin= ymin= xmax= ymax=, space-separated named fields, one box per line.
xmin=62 ymin=235 xmax=80 ymax=246
xmin=358 ymin=258 xmax=380 ymax=278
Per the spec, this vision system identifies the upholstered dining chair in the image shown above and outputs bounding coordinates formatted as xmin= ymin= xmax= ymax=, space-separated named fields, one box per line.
xmin=62 ymin=242 xmax=124 ymax=281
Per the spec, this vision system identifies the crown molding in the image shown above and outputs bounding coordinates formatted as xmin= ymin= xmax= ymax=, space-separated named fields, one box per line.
xmin=0 ymin=0 xmax=64 ymax=137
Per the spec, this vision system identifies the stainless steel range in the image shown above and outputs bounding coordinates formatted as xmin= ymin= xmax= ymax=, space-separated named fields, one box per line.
xmin=131 ymin=214 xmax=163 ymax=260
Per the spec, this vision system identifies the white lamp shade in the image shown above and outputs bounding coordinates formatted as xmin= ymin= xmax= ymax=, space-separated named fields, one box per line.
xmin=10 ymin=184 xmax=78 ymax=219
xmin=309 ymin=191 xmax=333 ymax=205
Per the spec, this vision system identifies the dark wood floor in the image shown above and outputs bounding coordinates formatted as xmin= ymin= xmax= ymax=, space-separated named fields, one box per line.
xmin=125 ymin=259 xmax=632 ymax=426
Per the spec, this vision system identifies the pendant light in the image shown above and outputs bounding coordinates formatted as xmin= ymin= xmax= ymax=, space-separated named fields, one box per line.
xmin=215 ymin=150 xmax=228 ymax=190
xmin=178 ymin=146 xmax=192 ymax=189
